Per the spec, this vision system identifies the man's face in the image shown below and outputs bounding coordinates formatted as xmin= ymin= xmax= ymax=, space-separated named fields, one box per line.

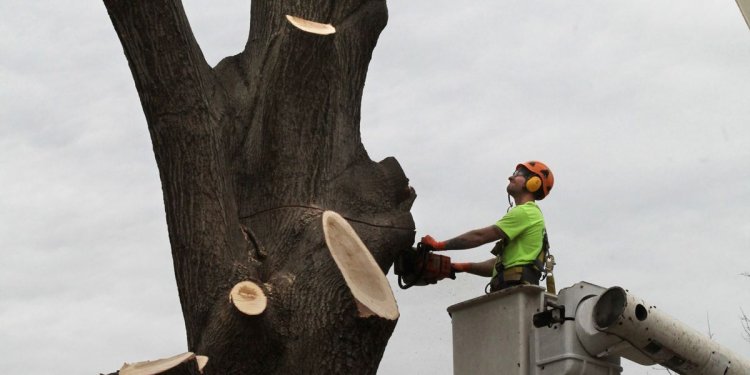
xmin=506 ymin=168 xmax=529 ymax=194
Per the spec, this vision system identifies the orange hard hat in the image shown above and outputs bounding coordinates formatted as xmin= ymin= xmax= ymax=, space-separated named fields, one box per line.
xmin=516 ymin=161 xmax=554 ymax=199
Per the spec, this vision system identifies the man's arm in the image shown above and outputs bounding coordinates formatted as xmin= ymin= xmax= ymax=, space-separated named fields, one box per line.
xmin=452 ymin=258 xmax=496 ymax=277
xmin=443 ymin=225 xmax=506 ymax=250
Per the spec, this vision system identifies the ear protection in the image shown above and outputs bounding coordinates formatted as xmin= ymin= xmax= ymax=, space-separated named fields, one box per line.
xmin=525 ymin=175 xmax=542 ymax=193
xmin=516 ymin=161 xmax=553 ymax=199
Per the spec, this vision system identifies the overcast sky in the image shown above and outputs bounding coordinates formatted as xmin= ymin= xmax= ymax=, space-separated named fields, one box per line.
xmin=1 ymin=1 xmax=749 ymax=374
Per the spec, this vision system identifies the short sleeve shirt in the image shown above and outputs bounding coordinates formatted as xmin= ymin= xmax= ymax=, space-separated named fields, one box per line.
xmin=493 ymin=201 xmax=545 ymax=271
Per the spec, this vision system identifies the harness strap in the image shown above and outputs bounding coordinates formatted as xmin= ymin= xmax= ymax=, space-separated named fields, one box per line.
xmin=487 ymin=228 xmax=554 ymax=293
xmin=533 ymin=229 xmax=550 ymax=276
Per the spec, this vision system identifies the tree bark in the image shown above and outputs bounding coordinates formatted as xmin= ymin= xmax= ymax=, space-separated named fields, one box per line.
xmin=103 ymin=0 xmax=415 ymax=374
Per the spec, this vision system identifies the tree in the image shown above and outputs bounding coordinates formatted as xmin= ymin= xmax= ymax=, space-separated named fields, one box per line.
xmin=103 ymin=1 xmax=415 ymax=374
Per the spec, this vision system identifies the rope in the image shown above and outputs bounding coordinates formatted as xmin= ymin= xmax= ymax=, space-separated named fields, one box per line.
xmin=239 ymin=204 xmax=415 ymax=231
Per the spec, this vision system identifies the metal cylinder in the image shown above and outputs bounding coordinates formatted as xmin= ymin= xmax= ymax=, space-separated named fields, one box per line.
xmin=593 ymin=286 xmax=750 ymax=375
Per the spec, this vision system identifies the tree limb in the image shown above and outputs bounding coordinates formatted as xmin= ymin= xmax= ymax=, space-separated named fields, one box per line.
xmin=104 ymin=0 xmax=213 ymax=124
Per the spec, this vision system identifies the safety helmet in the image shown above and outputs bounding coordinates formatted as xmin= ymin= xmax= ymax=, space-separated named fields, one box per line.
xmin=516 ymin=161 xmax=554 ymax=200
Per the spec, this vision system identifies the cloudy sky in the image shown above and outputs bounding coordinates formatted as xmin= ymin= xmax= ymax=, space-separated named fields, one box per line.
xmin=1 ymin=1 xmax=749 ymax=374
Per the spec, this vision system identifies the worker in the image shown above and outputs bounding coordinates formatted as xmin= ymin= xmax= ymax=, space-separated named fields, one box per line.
xmin=421 ymin=161 xmax=554 ymax=292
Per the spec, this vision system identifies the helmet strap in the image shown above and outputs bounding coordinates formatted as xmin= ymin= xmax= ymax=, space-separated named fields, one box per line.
xmin=507 ymin=193 xmax=514 ymax=213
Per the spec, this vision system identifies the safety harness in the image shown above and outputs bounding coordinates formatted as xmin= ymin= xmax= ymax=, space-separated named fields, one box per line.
xmin=486 ymin=229 xmax=556 ymax=294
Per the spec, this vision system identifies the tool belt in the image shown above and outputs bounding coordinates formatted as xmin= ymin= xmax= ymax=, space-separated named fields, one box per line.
xmin=488 ymin=263 xmax=541 ymax=292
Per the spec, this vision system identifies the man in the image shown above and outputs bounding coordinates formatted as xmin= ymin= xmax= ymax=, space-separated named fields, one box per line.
xmin=421 ymin=161 xmax=554 ymax=292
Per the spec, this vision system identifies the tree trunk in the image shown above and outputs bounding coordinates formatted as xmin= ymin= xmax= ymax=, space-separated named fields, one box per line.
xmin=103 ymin=1 xmax=415 ymax=374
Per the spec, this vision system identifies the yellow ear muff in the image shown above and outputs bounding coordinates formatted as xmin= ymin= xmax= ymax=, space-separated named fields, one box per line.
xmin=526 ymin=176 xmax=542 ymax=193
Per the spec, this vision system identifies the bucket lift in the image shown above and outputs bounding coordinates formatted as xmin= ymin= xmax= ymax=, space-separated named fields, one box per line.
xmin=447 ymin=282 xmax=750 ymax=375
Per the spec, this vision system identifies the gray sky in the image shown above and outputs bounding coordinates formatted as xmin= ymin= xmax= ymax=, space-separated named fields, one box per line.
xmin=1 ymin=1 xmax=749 ymax=374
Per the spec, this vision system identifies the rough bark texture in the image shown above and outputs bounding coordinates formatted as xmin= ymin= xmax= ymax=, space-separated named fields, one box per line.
xmin=104 ymin=1 xmax=415 ymax=374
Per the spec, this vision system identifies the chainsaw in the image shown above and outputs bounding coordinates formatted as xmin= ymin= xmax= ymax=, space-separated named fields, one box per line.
xmin=394 ymin=242 xmax=455 ymax=289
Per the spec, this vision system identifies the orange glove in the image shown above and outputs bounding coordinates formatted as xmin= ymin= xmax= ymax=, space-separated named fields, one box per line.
xmin=421 ymin=235 xmax=446 ymax=250
xmin=452 ymin=263 xmax=471 ymax=273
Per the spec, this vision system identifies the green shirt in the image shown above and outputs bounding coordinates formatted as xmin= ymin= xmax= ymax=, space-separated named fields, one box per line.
xmin=493 ymin=201 xmax=545 ymax=272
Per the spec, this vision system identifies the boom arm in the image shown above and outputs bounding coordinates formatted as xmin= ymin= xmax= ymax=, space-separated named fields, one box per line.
xmin=588 ymin=286 xmax=750 ymax=374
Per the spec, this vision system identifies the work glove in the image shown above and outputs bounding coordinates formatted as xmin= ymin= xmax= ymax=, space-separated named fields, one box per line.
xmin=420 ymin=235 xmax=446 ymax=250
xmin=451 ymin=262 xmax=471 ymax=273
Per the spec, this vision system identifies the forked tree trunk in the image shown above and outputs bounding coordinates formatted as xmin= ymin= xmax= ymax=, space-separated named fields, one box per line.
xmin=103 ymin=1 xmax=415 ymax=374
